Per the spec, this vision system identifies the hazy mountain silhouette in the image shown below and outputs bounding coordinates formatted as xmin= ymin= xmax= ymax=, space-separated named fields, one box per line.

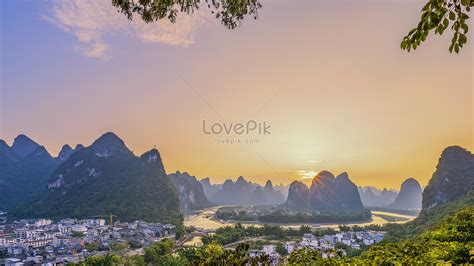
xmin=387 ymin=178 xmax=422 ymax=210
xmin=358 ymin=186 xmax=398 ymax=207
xmin=200 ymin=177 xmax=221 ymax=200
xmin=202 ymin=176 xmax=285 ymax=206
xmin=285 ymin=171 xmax=364 ymax=211
xmin=169 ymin=171 xmax=212 ymax=213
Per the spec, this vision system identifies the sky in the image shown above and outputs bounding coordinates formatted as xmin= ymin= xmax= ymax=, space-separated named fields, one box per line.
xmin=1 ymin=0 xmax=472 ymax=190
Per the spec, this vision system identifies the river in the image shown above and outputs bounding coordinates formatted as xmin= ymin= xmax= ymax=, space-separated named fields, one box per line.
xmin=184 ymin=207 xmax=416 ymax=230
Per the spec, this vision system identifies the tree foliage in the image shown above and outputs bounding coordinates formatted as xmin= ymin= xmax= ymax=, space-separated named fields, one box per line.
xmin=401 ymin=0 xmax=473 ymax=53
xmin=112 ymin=0 xmax=262 ymax=29
xmin=77 ymin=207 xmax=473 ymax=265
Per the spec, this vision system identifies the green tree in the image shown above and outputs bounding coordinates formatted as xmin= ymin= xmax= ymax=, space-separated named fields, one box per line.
xmin=113 ymin=0 xmax=473 ymax=54
xmin=288 ymin=246 xmax=323 ymax=264
xmin=81 ymin=254 xmax=122 ymax=266
xmin=144 ymin=238 xmax=175 ymax=263
xmin=111 ymin=242 xmax=128 ymax=252
xmin=276 ymin=242 xmax=288 ymax=256
xmin=124 ymin=255 xmax=145 ymax=266
xmin=85 ymin=242 xmax=100 ymax=252
xmin=178 ymin=247 xmax=199 ymax=264
xmin=401 ymin=0 xmax=472 ymax=53
xmin=160 ymin=254 xmax=189 ymax=265
xmin=196 ymin=241 xmax=224 ymax=264
xmin=112 ymin=0 xmax=261 ymax=30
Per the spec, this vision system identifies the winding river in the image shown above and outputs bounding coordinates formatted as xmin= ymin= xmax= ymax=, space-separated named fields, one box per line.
xmin=184 ymin=207 xmax=416 ymax=230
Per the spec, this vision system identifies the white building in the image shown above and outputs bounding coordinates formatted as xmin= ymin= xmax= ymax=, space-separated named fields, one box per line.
xmin=363 ymin=238 xmax=374 ymax=245
xmin=3 ymin=258 xmax=22 ymax=266
xmin=35 ymin=219 xmax=52 ymax=227
xmin=285 ymin=242 xmax=296 ymax=253
xmin=262 ymin=245 xmax=276 ymax=255
xmin=341 ymin=238 xmax=351 ymax=246
xmin=71 ymin=225 xmax=87 ymax=233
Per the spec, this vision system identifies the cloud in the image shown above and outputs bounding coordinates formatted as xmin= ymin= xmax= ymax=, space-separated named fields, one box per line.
xmin=45 ymin=0 xmax=205 ymax=59
xmin=298 ymin=170 xmax=318 ymax=179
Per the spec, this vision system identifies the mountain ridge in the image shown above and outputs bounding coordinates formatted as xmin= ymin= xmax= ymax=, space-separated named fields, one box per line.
xmin=286 ymin=171 xmax=364 ymax=212
xmin=11 ymin=132 xmax=182 ymax=224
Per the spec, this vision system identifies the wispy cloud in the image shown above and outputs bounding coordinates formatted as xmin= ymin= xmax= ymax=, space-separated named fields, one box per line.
xmin=45 ymin=0 xmax=206 ymax=59
xmin=298 ymin=170 xmax=318 ymax=179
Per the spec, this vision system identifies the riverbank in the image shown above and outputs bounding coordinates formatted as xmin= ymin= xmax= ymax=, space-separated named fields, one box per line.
xmin=184 ymin=207 xmax=416 ymax=230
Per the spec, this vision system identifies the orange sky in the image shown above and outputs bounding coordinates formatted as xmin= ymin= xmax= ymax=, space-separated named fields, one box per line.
xmin=1 ymin=0 xmax=472 ymax=190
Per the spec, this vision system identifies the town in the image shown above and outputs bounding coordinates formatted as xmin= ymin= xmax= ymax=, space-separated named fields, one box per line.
xmin=246 ymin=230 xmax=384 ymax=264
xmin=0 ymin=209 xmax=386 ymax=265
xmin=0 ymin=211 xmax=175 ymax=265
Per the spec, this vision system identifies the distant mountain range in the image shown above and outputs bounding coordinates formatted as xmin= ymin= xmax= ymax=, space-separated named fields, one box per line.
xmin=358 ymin=186 xmax=398 ymax=207
xmin=0 ymin=134 xmax=80 ymax=210
xmin=10 ymin=132 xmax=182 ymax=224
xmin=3 ymin=132 xmax=469 ymax=224
xmin=168 ymin=171 xmax=213 ymax=213
xmin=200 ymin=176 xmax=286 ymax=206
xmin=285 ymin=171 xmax=364 ymax=212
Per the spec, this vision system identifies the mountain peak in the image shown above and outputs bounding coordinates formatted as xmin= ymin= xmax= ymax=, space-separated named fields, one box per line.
xmin=423 ymin=146 xmax=474 ymax=210
xmin=24 ymin=146 xmax=54 ymax=162
xmin=90 ymin=132 xmax=132 ymax=157
xmin=264 ymin=180 xmax=273 ymax=189
xmin=0 ymin=139 xmax=17 ymax=160
xmin=441 ymin=145 xmax=470 ymax=156
xmin=200 ymin=177 xmax=211 ymax=186
xmin=388 ymin=177 xmax=422 ymax=210
xmin=0 ymin=139 xmax=10 ymax=152
xmin=57 ymin=144 xmax=73 ymax=161
xmin=140 ymin=148 xmax=162 ymax=163
xmin=312 ymin=170 xmax=335 ymax=184
xmin=336 ymin=172 xmax=349 ymax=181
xmin=11 ymin=134 xmax=40 ymax=157
xmin=222 ymin=179 xmax=235 ymax=190
xmin=401 ymin=177 xmax=421 ymax=188
xmin=236 ymin=176 xmax=247 ymax=185
xmin=437 ymin=146 xmax=473 ymax=169
xmin=138 ymin=148 xmax=166 ymax=175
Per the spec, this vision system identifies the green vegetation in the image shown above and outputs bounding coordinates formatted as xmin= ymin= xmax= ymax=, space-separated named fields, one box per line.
xmin=71 ymin=232 xmax=85 ymax=238
xmin=286 ymin=207 xmax=474 ymax=264
xmin=12 ymin=148 xmax=183 ymax=226
xmin=84 ymin=242 xmax=100 ymax=252
xmin=401 ymin=0 xmax=472 ymax=53
xmin=202 ymin=223 xmax=337 ymax=246
xmin=0 ymin=150 xmax=58 ymax=211
xmin=288 ymin=247 xmax=327 ymax=264
xmin=259 ymin=209 xmax=371 ymax=223
xmin=356 ymin=207 xmax=474 ymax=264
xmin=373 ymin=214 xmax=410 ymax=222
xmin=81 ymin=206 xmax=473 ymax=264
xmin=383 ymin=191 xmax=474 ymax=242
xmin=215 ymin=207 xmax=372 ymax=223
xmin=113 ymin=0 xmax=262 ymax=30
xmin=112 ymin=0 xmax=472 ymax=53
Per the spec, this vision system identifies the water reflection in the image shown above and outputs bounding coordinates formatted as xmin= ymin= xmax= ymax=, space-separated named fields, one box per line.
xmin=184 ymin=207 xmax=416 ymax=230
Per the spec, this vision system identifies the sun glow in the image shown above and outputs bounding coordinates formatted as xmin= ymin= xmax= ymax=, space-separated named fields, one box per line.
xmin=299 ymin=170 xmax=317 ymax=179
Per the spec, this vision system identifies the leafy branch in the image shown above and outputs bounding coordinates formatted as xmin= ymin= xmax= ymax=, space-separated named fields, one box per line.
xmin=112 ymin=0 xmax=262 ymax=29
xmin=401 ymin=0 xmax=472 ymax=53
